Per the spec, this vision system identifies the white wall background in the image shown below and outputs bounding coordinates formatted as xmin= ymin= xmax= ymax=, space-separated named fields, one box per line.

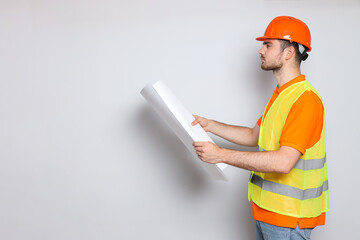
xmin=1 ymin=0 xmax=359 ymax=239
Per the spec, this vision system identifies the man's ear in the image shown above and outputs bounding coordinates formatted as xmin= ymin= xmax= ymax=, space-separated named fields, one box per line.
xmin=285 ymin=46 xmax=295 ymax=60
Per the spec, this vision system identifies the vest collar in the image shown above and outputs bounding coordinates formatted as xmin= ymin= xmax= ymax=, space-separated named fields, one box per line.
xmin=275 ymin=75 xmax=306 ymax=94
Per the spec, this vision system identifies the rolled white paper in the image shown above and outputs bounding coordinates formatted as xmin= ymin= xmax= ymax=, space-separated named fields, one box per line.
xmin=141 ymin=81 xmax=227 ymax=181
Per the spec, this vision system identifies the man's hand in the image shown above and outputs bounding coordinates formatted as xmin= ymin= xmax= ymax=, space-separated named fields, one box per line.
xmin=193 ymin=141 xmax=224 ymax=164
xmin=191 ymin=115 xmax=211 ymax=132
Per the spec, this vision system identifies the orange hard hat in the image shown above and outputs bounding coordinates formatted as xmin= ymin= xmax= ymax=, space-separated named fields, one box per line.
xmin=256 ymin=16 xmax=312 ymax=52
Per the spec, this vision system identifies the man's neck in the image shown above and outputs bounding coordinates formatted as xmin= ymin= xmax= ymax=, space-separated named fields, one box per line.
xmin=273 ymin=67 xmax=302 ymax=88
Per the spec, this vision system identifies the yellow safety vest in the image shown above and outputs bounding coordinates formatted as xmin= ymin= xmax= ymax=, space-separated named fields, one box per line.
xmin=248 ymin=80 xmax=330 ymax=218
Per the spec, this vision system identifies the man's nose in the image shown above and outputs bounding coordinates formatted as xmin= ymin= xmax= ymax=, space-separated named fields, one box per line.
xmin=258 ymin=45 xmax=265 ymax=55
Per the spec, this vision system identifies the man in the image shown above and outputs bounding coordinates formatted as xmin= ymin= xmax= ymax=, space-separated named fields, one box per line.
xmin=192 ymin=16 xmax=329 ymax=240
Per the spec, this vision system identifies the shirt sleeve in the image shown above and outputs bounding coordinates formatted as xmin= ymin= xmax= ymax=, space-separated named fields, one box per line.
xmin=257 ymin=115 xmax=263 ymax=127
xmin=279 ymin=90 xmax=324 ymax=155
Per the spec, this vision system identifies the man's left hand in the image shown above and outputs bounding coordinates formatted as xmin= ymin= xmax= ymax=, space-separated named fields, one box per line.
xmin=193 ymin=141 xmax=224 ymax=164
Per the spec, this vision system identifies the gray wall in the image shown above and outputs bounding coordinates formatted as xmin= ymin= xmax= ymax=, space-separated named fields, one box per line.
xmin=1 ymin=0 xmax=359 ymax=239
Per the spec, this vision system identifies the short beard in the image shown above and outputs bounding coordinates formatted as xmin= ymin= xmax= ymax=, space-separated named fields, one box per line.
xmin=261 ymin=62 xmax=282 ymax=71
xmin=260 ymin=53 xmax=283 ymax=71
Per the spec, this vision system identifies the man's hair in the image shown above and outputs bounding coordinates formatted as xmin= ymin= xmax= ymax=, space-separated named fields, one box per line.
xmin=279 ymin=39 xmax=303 ymax=65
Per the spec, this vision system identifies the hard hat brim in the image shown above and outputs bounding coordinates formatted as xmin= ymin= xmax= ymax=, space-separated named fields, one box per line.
xmin=255 ymin=36 xmax=268 ymax=41
xmin=256 ymin=36 xmax=290 ymax=42
xmin=255 ymin=36 xmax=312 ymax=52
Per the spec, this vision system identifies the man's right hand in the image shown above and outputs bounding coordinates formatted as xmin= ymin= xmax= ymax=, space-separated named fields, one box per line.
xmin=192 ymin=114 xmax=260 ymax=147
xmin=192 ymin=115 xmax=211 ymax=132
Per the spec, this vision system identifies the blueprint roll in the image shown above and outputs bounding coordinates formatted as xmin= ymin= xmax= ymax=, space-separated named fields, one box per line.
xmin=141 ymin=81 xmax=227 ymax=181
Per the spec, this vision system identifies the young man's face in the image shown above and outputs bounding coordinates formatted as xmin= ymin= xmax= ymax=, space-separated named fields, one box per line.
xmin=258 ymin=39 xmax=284 ymax=71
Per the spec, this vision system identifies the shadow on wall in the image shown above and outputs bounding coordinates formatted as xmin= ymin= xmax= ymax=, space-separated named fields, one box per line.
xmin=232 ymin=172 xmax=257 ymax=240
xmin=135 ymin=105 xmax=257 ymax=239
xmin=135 ymin=105 xmax=214 ymax=194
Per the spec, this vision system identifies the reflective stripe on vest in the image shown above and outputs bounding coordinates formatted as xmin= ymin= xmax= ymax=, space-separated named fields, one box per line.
xmin=294 ymin=156 xmax=326 ymax=171
xmin=260 ymin=148 xmax=326 ymax=170
xmin=250 ymin=174 xmax=328 ymax=200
